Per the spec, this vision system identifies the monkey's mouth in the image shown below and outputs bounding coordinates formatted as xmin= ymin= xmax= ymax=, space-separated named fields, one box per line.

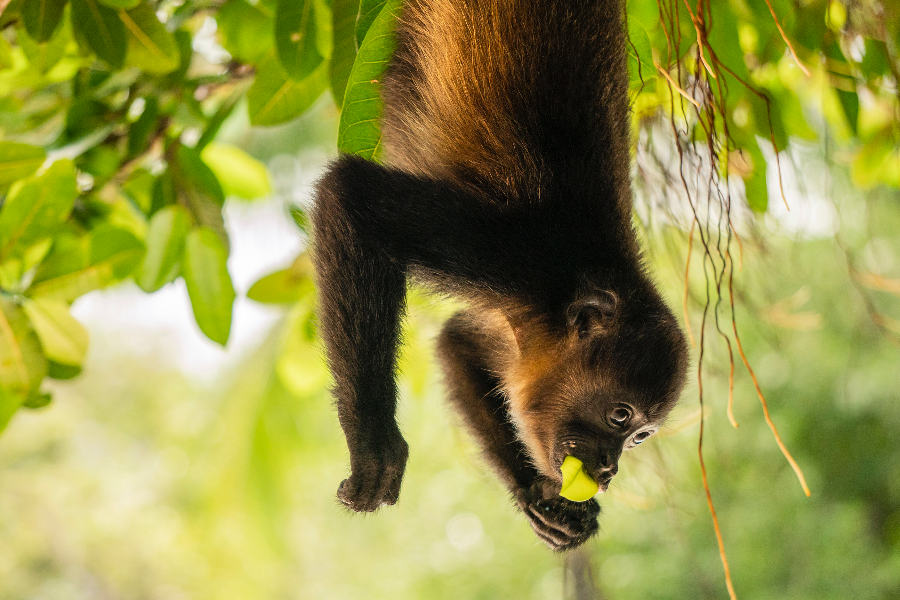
xmin=552 ymin=445 xmax=617 ymax=494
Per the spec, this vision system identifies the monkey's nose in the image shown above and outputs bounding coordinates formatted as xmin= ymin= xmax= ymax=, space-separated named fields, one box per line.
xmin=597 ymin=453 xmax=619 ymax=476
xmin=598 ymin=463 xmax=618 ymax=477
xmin=594 ymin=458 xmax=618 ymax=492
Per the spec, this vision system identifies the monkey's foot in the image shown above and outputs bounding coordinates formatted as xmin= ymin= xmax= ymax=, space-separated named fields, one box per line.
xmin=516 ymin=484 xmax=600 ymax=551
xmin=338 ymin=434 xmax=409 ymax=512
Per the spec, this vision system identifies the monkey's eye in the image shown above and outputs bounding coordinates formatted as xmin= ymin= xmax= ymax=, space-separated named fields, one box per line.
xmin=632 ymin=431 xmax=653 ymax=445
xmin=610 ymin=407 xmax=631 ymax=425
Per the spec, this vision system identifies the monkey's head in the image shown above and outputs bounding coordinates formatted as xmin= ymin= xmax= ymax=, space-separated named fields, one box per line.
xmin=503 ymin=280 xmax=688 ymax=494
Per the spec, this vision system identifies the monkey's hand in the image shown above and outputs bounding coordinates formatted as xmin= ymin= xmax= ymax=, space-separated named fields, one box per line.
xmin=515 ymin=480 xmax=600 ymax=551
xmin=338 ymin=429 xmax=409 ymax=512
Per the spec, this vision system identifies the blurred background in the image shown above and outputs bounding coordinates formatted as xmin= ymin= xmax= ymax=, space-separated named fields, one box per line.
xmin=2 ymin=0 xmax=900 ymax=598
xmin=1 ymin=94 xmax=899 ymax=600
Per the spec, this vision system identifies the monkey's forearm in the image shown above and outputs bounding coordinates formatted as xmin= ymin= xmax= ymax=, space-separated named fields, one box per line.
xmin=437 ymin=313 xmax=539 ymax=492
xmin=312 ymin=164 xmax=410 ymax=512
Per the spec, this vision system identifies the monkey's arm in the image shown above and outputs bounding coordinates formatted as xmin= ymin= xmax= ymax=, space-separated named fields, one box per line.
xmin=437 ymin=312 xmax=539 ymax=491
xmin=312 ymin=159 xmax=410 ymax=512
xmin=312 ymin=155 xmax=523 ymax=512
xmin=438 ymin=312 xmax=600 ymax=551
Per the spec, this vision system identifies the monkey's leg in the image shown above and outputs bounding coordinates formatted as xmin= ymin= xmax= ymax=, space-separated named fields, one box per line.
xmin=438 ymin=313 xmax=600 ymax=551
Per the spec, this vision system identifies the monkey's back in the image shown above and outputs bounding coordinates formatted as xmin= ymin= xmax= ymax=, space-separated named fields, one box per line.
xmin=382 ymin=0 xmax=632 ymax=206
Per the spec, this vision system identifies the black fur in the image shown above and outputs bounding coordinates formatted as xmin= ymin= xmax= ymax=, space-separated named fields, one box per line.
xmin=311 ymin=0 xmax=688 ymax=550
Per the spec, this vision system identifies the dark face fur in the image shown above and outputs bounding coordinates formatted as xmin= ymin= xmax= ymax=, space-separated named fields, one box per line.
xmin=503 ymin=283 xmax=688 ymax=491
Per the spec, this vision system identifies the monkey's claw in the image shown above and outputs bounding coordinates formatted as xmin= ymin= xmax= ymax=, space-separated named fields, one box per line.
xmin=338 ymin=435 xmax=409 ymax=512
xmin=516 ymin=485 xmax=600 ymax=551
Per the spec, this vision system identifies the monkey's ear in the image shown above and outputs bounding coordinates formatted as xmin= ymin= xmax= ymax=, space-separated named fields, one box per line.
xmin=567 ymin=291 xmax=617 ymax=338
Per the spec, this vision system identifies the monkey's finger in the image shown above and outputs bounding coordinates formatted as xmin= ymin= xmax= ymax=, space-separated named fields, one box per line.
xmin=526 ymin=503 xmax=591 ymax=539
xmin=375 ymin=468 xmax=403 ymax=506
xmin=528 ymin=518 xmax=575 ymax=550
xmin=525 ymin=506 xmax=581 ymax=546
xmin=515 ymin=488 xmax=533 ymax=511
xmin=337 ymin=472 xmax=382 ymax=512
xmin=337 ymin=478 xmax=357 ymax=507
xmin=532 ymin=528 xmax=567 ymax=551
xmin=578 ymin=498 xmax=602 ymax=518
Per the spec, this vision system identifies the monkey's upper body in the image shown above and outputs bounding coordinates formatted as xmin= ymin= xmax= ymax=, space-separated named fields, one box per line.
xmin=312 ymin=0 xmax=688 ymax=550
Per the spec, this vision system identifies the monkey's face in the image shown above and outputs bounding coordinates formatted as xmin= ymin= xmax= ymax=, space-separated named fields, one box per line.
xmin=505 ymin=287 xmax=688 ymax=493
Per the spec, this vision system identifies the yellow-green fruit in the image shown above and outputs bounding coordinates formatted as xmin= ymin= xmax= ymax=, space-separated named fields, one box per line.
xmin=559 ymin=456 xmax=599 ymax=502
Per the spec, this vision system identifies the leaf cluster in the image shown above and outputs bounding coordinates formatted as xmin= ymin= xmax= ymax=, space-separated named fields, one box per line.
xmin=626 ymin=0 xmax=900 ymax=211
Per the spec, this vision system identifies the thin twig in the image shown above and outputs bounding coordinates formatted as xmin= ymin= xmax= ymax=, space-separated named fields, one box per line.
xmin=730 ymin=311 xmax=812 ymax=496
xmin=655 ymin=61 xmax=702 ymax=109
xmin=684 ymin=221 xmax=697 ymax=348
xmin=762 ymin=0 xmax=811 ymax=77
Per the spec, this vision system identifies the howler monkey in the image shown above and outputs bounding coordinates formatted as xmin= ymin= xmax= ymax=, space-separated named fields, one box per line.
xmin=311 ymin=0 xmax=689 ymax=551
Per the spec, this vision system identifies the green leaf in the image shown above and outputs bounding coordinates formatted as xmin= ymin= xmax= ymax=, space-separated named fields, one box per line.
xmin=48 ymin=361 xmax=82 ymax=380
xmin=196 ymin=82 xmax=250 ymax=152
xmin=289 ymin=206 xmax=309 ymax=233
xmin=89 ymin=225 xmax=145 ymax=279
xmin=80 ymin=145 xmax=122 ymax=181
xmin=626 ymin=18 xmax=654 ymax=86
xmin=794 ymin=2 xmax=827 ymax=50
xmin=22 ymin=297 xmax=89 ymax=367
xmin=859 ymin=40 xmax=889 ymax=79
xmin=22 ymin=392 xmax=52 ymax=409
xmin=0 ymin=160 xmax=78 ymax=263
xmin=275 ymin=0 xmax=324 ymax=80
xmin=0 ymin=298 xmax=48 ymax=400
xmin=18 ymin=18 xmax=69 ymax=74
xmin=741 ymin=144 xmax=768 ymax=212
xmin=22 ymin=239 xmax=54 ymax=274
xmin=708 ymin=2 xmax=749 ymax=93
xmin=330 ymin=0 xmax=359 ymax=105
xmin=337 ymin=0 xmax=401 ymax=160
xmin=137 ymin=205 xmax=190 ymax=292
xmin=247 ymin=52 xmax=328 ymax=126
xmin=0 ymin=142 xmax=46 ymax=186
xmin=183 ymin=227 xmax=235 ymax=346
xmin=151 ymin=168 xmax=177 ymax=214
xmin=171 ymin=144 xmax=230 ymax=249
xmin=120 ymin=3 xmax=181 ymax=74
xmin=0 ymin=385 xmax=24 ymax=436
xmin=168 ymin=29 xmax=192 ymax=82
xmin=21 ymin=0 xmax=67 ymax=42
xmin=217 ymin=0 xmax=274 ymax=64
xmin=836 ymin=88 xmax=859 ymax=136
xmin=247 ymin=253 xmax=314 ymax=304
xmin=28 ymin=227 xmax=145 ymax=301
xmin=127 ymin=96 xmax=159 ymax=160
xmin=30 ymin=233 xmax=88 ymax=287
xmin=355 ymin=0 xmax=385 ymax=47
xmin=851 ymin=129 xmax=893 ymax=189
xmin=749 ymin=91 xmax=788 ymax=152
xmin=96 ymin=0 xmax=139 ymax=8
xmin=313 ymin=0 xmax=332 ymax=60
xmin=200 ymin=142 xmax=271 ymax=200
xmin=71 ymin=0 xmax=127 ymax=68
